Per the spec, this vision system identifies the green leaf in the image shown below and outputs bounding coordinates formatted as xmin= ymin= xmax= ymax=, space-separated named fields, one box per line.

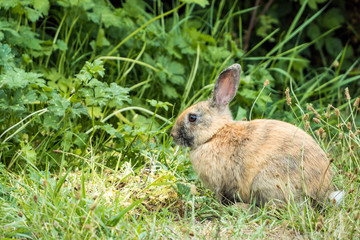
xmin=102 ymin=124 xmax=122 ymax=138
xmin=169 ymin=75 xmax=185 ymax=85
xmin=108 ymin=83 xmax=131 ymax=107
xmin=33 ymin=0 xmax=50 ymax=15
xmin=14 ymin=25 xmax=43 ymax=50
xmin=69 ymin=103 xmax=88 ymax=118
xmin=256 ymin=15 xmax=279 ymax=40
xmin=147 ymin=99 xmax=159 ymax=107
xmin=76 ymin=60 xmax=105 ymax=83
xmin=235 ymin=106 xmax=247 ymax=121
xmin=307 ymin=0 xmax=318 ymax=10
xmin=87 ymin=1 xmax=123 ymax=28
xmin=164 ymin=33 xmax=183 ymax=59
xmin=300 ymin=0 xmax=326 ymax=10
xmin=48 ymin=93 xmax=70 ymax=117
xmin=162 ymin=85 xmax=177 ymax=99
xmin=176 ymin=33 xmax=196 ymax=55
xmin=168 ymin=61 xmax=185 ymax=75
xmin=0 ymin=90 xmax=9 ymax=111
xmin=9 ymin=104 xmax=26 ymax=114
xmin=24 ymin=6 xmax=42 ymax=22
xmin=186 ymin=28 xmax=216 ymax=45
xmin=74 ymin=133 xmax=88 ymax=148
xmin=43 ymin=68 xmax=64 ymax=83
xmin=155 ymin=56 xmax=186 ymax=85
xmin=319 ymin=8 xmax=345 ymax=29
xmin=87 ymin=106 xmax=102 ymax=119
xmin=107 ymin=198 xmax=144 ymax=227
xmin=88 ymin=78 xmax=106 ymax=88
xmin=181 ymin=0 xmax=209 ymax=8
xmin=22 ymin=90 xmax=38 ymax=104
xmin=239 ymin=89 xmax=258 ymax=100
xmin=306 ymin=23 xmax=321 ymax=41
xmin=203 ymin=46 xmax=231 ymax=64
xmin=176 ymin=183 xmax=190 ymax=197
xmin=147 ymin=99 xmax=172 ymax=110
xmin=43 ymin=114 xmax=60 ymax=130
xmin=0 ymin=69 xmax=42 ymax=89
xmin=292 ymin=56 xmax=310 ymax=72
xmin=325 ymin=37 xmax=343 ymax=57
xmin=94 ymin=88 xmax=110 ymax=106
xmin=168 ymin=62 xmax=185 ymax=85
xmin=95 ymin=28 xmax=110 ymax=47
xmin=61 ymin=131 xmax=73 ymax=151
xmin=0 ymin=69 xmax=27 ymax=88
xmin=0 ymin=43 xmax=15 ymax=70
xmin=0 ymin=0 xmax=17 ymax=10
xmin=54 ymin=39 xmax=68 ymax=51
xmin=54 ymin=167 xmax=72 ymax=198
xmin=21 ymin=144 xmax=36 ymax=163
xmin=122 ymin=0 xmax=147 ymax=20
xmin=80 ymin=87 xmax=108 ymax=107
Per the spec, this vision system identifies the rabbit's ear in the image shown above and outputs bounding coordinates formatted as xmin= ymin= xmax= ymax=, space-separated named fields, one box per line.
xmin=211 ymin=64 xmax=241 ymax=110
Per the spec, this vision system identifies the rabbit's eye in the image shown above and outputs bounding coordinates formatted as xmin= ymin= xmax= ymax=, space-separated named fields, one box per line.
xmin=188 ymin=114 xmax=197 ymax=123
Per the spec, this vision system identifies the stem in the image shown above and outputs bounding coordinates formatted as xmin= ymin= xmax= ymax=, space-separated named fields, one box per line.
xmin=248 ymin=85 xmax=266 ymax=120
xmin=97 ymin=56 xmax=159 ymax=72
xmin=129 ymin=78 xmax=151 ymax=91
xmin=255 ymin=0 xmax=274 ymax=26
xmin=45 ymin=11 xmax=67 ymax=68
xmin=243 ymin=0 xmax=260 ymax=51
xmin=1 ymin=109 xmax=48 ymax=140
xmin=85 ymin=107 xmax=170 ymax=134
xmin=106 ymin=2 xmax=185 ymax=57
xmin=181 ymin=44 xmax=200 ymax=111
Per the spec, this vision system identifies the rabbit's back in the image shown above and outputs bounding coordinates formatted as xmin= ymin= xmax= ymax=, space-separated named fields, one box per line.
xmin=190 ymin=119 xmax=332 ymax=205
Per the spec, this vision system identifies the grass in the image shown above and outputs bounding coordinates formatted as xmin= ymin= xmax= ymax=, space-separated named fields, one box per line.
xmin=1 ymin=90 xmax=359 ymax=239
xmin=1 ymin=0 xmax=360 ymax=239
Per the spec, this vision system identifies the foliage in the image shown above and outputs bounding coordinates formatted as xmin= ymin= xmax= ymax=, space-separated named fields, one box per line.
xmin=0 ymin=98 xmax=359 ymax=238
xmin=0 ymin=42 xmax=131 ymax=166
xmin=0 ymin=0 xmax=359 ymax=238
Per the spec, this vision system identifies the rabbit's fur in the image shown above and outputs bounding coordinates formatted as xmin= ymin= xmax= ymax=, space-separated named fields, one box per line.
xmin=171 ymin=64 xmax=334 ymax=206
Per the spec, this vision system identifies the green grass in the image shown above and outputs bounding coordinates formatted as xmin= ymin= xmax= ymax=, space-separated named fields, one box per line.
xmin=1 ymin=93 xmax=359 ymax=239
xmin=0 ymin=0 xmax=360 ymax=239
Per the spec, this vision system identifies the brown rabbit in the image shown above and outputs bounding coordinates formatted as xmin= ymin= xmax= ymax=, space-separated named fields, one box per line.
xmin=171 ymin=64 xmax=341 ymax=206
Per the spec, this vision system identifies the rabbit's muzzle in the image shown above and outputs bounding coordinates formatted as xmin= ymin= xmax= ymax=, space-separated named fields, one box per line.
xmin=171 ymin=124 xmax=194 ymax=147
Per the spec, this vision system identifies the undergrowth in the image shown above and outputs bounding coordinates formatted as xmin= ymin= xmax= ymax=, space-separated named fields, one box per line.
xmin=0 ymin=92 xmax=359 ymax=238
xmin=0 ymin=0 xmax=359 ymax=239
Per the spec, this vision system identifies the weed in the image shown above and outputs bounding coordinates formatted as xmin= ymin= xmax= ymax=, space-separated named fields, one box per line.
xmin=0 ymin=0 xmax=359 ymax=239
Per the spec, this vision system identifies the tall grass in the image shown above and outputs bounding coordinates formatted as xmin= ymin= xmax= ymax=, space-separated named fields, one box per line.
xmin=0 ymin=0 xmax=359 ymax=239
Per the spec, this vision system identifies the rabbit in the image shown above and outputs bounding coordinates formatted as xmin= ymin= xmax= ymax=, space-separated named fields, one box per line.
xmin=171 ymin=63 xmax=341 ymax=207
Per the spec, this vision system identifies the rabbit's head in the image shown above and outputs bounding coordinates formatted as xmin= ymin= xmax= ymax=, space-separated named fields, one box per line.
xmin=171 ymin=64 xmax=241 ymax=148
